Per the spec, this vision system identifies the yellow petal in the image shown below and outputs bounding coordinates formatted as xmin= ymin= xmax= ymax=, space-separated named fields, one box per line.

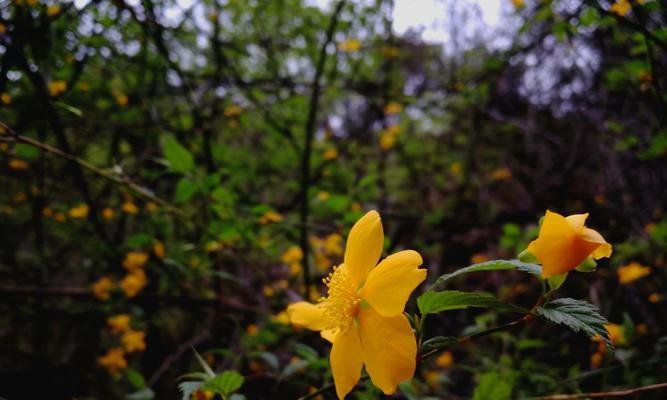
xmin=358 ymin=307 xmax=417 ymax=395
xmin=565 ymin=213 xmax=589 ymax=230
xmin=540 ymin=210 xmax=574 ymax=236
xmin=330 ymin=328 xmax=363 ymax=400
xmin=287 ymin=302 xmax=328 ymax=331
xmin=580 ymin=227 xmax=613 ymax=259
xmin=321 ymin=329 xmax=337 ymax=343
xmin=359 ymin=250 xmax=426 ymax=317
xmin=344 ymin=210 xmax=384 ymax=286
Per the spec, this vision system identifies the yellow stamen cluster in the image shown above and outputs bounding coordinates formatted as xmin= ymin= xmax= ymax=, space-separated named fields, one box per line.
xmin=319 ymin=266 xmax=359 ymax=332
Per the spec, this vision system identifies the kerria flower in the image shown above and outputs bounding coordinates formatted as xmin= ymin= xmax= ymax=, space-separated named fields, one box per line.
xmin=525 ymin=210 xmax=612 ymax=278
xmin=287 ymin=211 xmax=426 ymax=399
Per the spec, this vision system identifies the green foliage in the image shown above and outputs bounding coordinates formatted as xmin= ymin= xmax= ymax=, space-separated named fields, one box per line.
xmin=200 ymin=371 xmax=245 ymax=396
xmin=472 ymin=372 xmax=512 ymax=400
xmin=160 ymin=135 xmax=195 ymax=174
xmin=418 ymin=290 xmax=527 ymax=316
xmin=431 ymin=259 xmax=541 ymax=290
xmin=536 ymin=298 xmax=611 ymax=348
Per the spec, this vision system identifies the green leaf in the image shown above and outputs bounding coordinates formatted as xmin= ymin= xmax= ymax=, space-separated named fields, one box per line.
xmin=174 ymin=178 xmax=199 ymax=203
xmin=124 ymin=233 xmax=153 ymax=249
xmin=575 ymin=257 xmax=597 ymax=273
xmin=432 ymin=259 xmax=541 ymax=290
xmin=178 ymin=381 xmax=202 ymax=400
xmin=417 ymin=290 xmax=527 ymax=316
xmin=201 ymin=370 xmax=245 ymax=395
xmin=125 ymin=368 xmax=146 ymax=389
xmin=160 ymin=135 xmax=195 ymax=173
xmin=536 ymin=298 xmax=611 ymax=348
xmin=546 ymin=272 xmax=568 ymax=291
xmin=421 ymin=336 xmax=458 ymax=353
xmin=13 ymin=143 xmax=40 ymax=160
xmin=53 ymin=101 xmax=84 ymax=117
xmin=473 ymin=372 xmax=512 ymax=400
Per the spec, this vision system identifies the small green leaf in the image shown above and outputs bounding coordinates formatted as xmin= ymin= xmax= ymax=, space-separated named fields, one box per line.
xmin=417 ymin=290 xmax=527 ymax=316
xmin=536 ymin=298 xmax=611 ymax=348
xmin=431 ymin=259 xmax=541 ymax=290
xmin=13 ymin=143 xmax=40 ymax=160
xmin=125 ymin=368 xmax=146 ymax=389
xmin=473 ymin=372 xmax=512 ymax=400
xmin=174 ymin=178 xmax=199 ymax=203
xmin=161 ymin=135 xmax=195 ymax=173
xmin=201 ymin=370 xmax=245 ymax=395
xmin=547 ymin=272 xmax=568 ymax=291
xmin=575 ymin=257 xmax=597 ymax=273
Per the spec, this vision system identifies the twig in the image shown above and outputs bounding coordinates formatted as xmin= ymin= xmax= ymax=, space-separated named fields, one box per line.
xmin=299 ymin=0 xmax=346 ymax=298
xmin=527 ymin=382 xmax=667 ymax=399
xmin=148 ymin=329 xmax=211 ymax=387
xmin=0 ymin=121 xmax=184 ymax=215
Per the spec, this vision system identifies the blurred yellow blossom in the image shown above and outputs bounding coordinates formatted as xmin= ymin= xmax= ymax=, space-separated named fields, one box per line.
xmin=590 ymin=351 xmax=603 ymax=368
xmin=263 ymin=285 xmax=275 ymax=297
xmin=46 ymin=5 xmax=61 ymax=17
xmin=636 ymin=324 xmax=648 ymax=334
xmin=617 ymin=262 xmax=651 ymax=284
xmin=114 ymin=92 xmax=129 ymax=106
xmin=97 ymin=348 xmax=127 ymax=375
xmin=48 ymin=80 xmax=67 ymax=96
xmin=246 ymin=324 xmax=259 ymax=336
xmin=122 ymin=201 xmax=139 ymax=214
xmin=379 ymin=125 xmax=401 ymax=151
xmin=610 ymin=0 xmax=631 ymax=16
xmin=189 ymin=257 xmax=201 ymax=269
xmin=260 ymin=210 xmax=283 ymax=224
xmin=511 ymin=0 xmax=525 ymax=8
xmin=649 ymin=293 xmax=662 ymax=303
xmin=490 ymin=167 xmax=512 ymax=181
xmin=323 ymin=148 xmax=338 ymax=160
xmin=271 ymin=311 xmax=290 ymax=325
xmin=470 ymin=253 xmax=489 ymax=264
xmin=282 ymin=245 xmax=303 ymax=264
xmin=54 ymin=212 xmax=66 ymax=222
xmin=224 ymin=105 xmax=243 ymax=117
xmin=324 ymin=233 xmax=343 ymax=256
xmin=338 ymin=38 xmax=362 ymax=52
xmin=42 ymin=207 xmax=53 ymax=217
xmin=435 ymin=351 xmax=454 ymax=368
xmin=317 ymin=190 xmax=330 ymax=201
xmin=9 ymin=158 xmax=28 ymax=170
xmin=145 ymin=202 xmax=158 ymax=212
xmin=194 ymin=390 xmax=214 ymax=400
xmin=102 ymin=207 xmax=114 ymax=220
xmin=92 ymin=277 xmax=115 ymax=300
xmin=0 ymin=23 xmax=6 ymax=34
xmin=122 ymin=329 xmax=146 ymax=353
xmin=205 ymin=241 xmax=223 ymax=253
xmin=121 ymin=269 xmax=147 ymax=298
xmin=107 ymin=314 xmax=131 ymax=334
xmin=383 ymin=102 xmax=403 ymax=115
xmin=449 ymin=162 xmax=462 ymax=177
xmin=13 ymin=192 xmax=27 ymax=203
xmin=122 ymin=251 xmax=149 ymax=271
xmin=68 ymin=203 xmax=89 ymax=218
xmin=1 ymin=92 xmax=11 ymax=104
xmin=153 ymin=240 xmax=165 ymax=258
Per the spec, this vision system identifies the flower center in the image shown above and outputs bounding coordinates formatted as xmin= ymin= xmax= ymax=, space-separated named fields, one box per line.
xmin=319 ymin=265 xmax=360 ymax=332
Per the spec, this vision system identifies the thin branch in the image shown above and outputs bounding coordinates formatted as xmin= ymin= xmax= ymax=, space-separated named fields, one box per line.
xmin=528 ymin=382 xmax=667 ymax=399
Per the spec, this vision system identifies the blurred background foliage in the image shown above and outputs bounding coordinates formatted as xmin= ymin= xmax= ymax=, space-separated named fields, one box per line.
xmin=0 ymin=0 xmax=666 ymax=398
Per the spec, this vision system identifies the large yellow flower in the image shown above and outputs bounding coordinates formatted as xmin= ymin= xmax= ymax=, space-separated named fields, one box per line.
xmin=287 ymin=211 xmax=426 ymax=399
xmin=526 ymin=210 xmax=612 ymax=278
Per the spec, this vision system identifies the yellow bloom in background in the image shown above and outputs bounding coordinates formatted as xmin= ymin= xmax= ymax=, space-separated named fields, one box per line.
xmin=282 ymin=245 xmax=303 ymax=264
xmin=114 ymin=92 xmax=129 ymax=106
xmin=449 ymin=162 xmax=462 ymax=177
xmin=1 ymin=92 xmax=11 ymax=104
xmin=97 ymin=348 xmax=127 ymax=375
xmin=317 ymin=191 xmax=330 ymax=201
xmin=122 ymin=251 xmax=149 ymax=271
xmin=48 ymin=80 xmax=67 ymax=97
xmin=649 ymin=293 xmax=662 ymax=303
xmin=0 ymin=23 xmax=6 ymax=34
xmin=121 ymin=269 xmax=147 ymax=298
xmin=145 ymin=202 xmax=158 ymax=212
xmin=102 ymin=207 xmax=114 ymax=220
xmin=42 ymin=207 xmax=53 ymax=217
xmin=379 ymin=126 xmax=400 ymax=150
xmin=287 ymin=211 xmax=427 ymax=399
xmin=435 ymin=350 xmax=454 ymax=368
xmin=323 ymin=148 xmax=339 ymax=161
xmin=107 ymin=314 xmax=131 ymax=334
xmin=46 ymin=5 xmax=61 ymax=17
xmin=644 ymin=223 xmax=656 ymax=234
xmin=224 ymin=105 xmax=243 ymax=117
xmin=324 ymin=233 xmax=343 ymax=256
xmin=610 ymin=0 xmax=631 ymax=16
xmin=260 ymin=210 xmax=283 ymax=224
xmin=470 ymin=253 xmax=489 ymax=264
xmin=122 ymin=201 xmax=139 ymax=214
xmin=68 ymin=203 xmax=89 ymax=218
xmin=271 ymin=311 xmax=290 ymax=325
xmin=525 ymin=210 xmax=612 ymax=278
xmin=617 ymin=261 xmax=651 ymax=284
xmin=590 ymin=351 xmax=603 ymax=368
xmin=9 ymin=158 xmax=28 ymax=170
xmin=122 ymin=329 xmax=146 ymax=353
xmin=92 ymin=277 xmax=115 ymax=300
xmin=594 ymin=323 xmax=626 ymax=346
xmin=490 ymin=167 xmax=512 ymax=181
xmin=54 ymin=212 xmax=66 ymax=222
xmin=383 ymin=102 xmax=403 ymax=115
xmin=338 ymin=38 xmax=362 ymax=53
xmin=246 ymin=324 xmax=259 ymax=336
xmin=153 ymin=240 xmax=165 ymax=258
xmin=511 ymin=0 xmax=525 ymax=8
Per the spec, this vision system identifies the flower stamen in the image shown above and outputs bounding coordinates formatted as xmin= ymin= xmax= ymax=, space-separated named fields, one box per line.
xmin=319 ymin=265 xmax=359 ymax=332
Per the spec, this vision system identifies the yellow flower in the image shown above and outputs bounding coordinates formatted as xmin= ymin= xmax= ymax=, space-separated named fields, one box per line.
xmin=323 ymin=148 xmax=338 ymax=161
xmin=470 ymin=253 xmax=489 ymax=264
xmin=122 ymin=201 xmax=139 ymax=214
xmin=246 ymin=324 xmax=259 ymax=336
xmin=1 ymin=92 xmax=11 ymax=104
xmin=282 ymin=245 xmax=303 ymax=264
xmin=0 ymin=24 xmax=6 ymax=34
xmin=122 ymin=329 xmax=146 ymax=353
xmin=46 ymin=5 xmax=60 ymax=17
xmin=259 ymin=210 xmax=283 ymax=224
xmin=590 ymin=351 xmax=603 ymax=368
xmin=338 ymin=38 xmax=362 ymax=53
xmin=153 ymin=240 xmax=165 ymax=259
xmin=317 ymin=191 xmax=330 ymax=201
xmin=107 ymin=314 xmax=131 ymax=334
xmin=490 ymin=167 xmax=512 ymax=181
xmin=54 ymin=212 xmax=66 ymax=222
xmin=287 ymin=211 xmax=426 ymax=399
xmin=121 ymin=269 xmax=147 ymax=298
xmin=511 ymin=0 xmax=525 ymax=8
xmin=599 ymin=323 xmax=626 ymax=346
xmin=92 ymin=277 xmax=115 ymax=300
xmin=383 ymin=102 xmax=403 ymax=115
xmin=48 ymin=80 xmax=67 ymax=97
xmin=122 ymin=251 xmax=149 ymax=271
xmin=649 ymin=293 xmax=662 ymax=303
xmin=617 ymin=261 xmax=651 ymax=284
xmin=224 ymin=105 xmax=243 ymax=117
xmin=9 ymin=158 xmax=28 ymax=170
xmin=525 ymin=210 xmax=612 ymax=278
xmin=193 ymin=390 xmax=214 ymax=400
xmin=97 ymin=348 xmax=127 ymax=375
xmin=610 ymin=0 xmax=631 ymax=16
xmin=102 ymin=207 xmax=114 ymax=220
xmin=271 ymin=311 xmax=290 ymax=325
xmin=114 ymin=92 xmax=129 ymax=106
xmin=145 ymin=202 xmax=158 ymax=212
xmin=189 ymin=257 xmax=201 ymax=269
xmin=68 ymin=203 xmax=89 ymax=218
xmin=435 ymin=350 xmax=453 ymax=368
xmin=449 ymin=162 xmax=462 ymax=177
xmin=42 ymin=207 xmax=53 ymax=217
xmin=324 ymin=233 xmax=343 ymax=256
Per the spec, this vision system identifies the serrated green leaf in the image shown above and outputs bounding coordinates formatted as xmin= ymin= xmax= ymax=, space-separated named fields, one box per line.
xmin=417 ymin=290 xmax=527 ymax=316
xmin=161 ymin=135 xmax=195 ymax=173
xmin=201 ymin=370 xmax=244 ymax=395
xmin=420 ymin=336 xmax=458 ymax=353
xmin=536 ymin=298 xmax=611 ymax=348
xmin=178 ymin=381 xmax=202 ymax=400
xmin=432 ymin=259 xmax=541 ymax=290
